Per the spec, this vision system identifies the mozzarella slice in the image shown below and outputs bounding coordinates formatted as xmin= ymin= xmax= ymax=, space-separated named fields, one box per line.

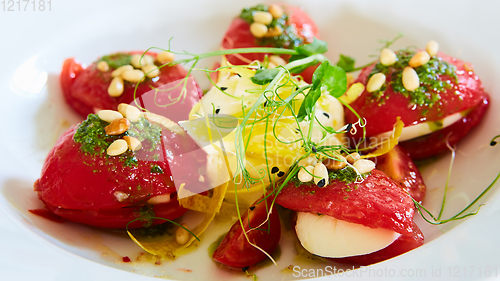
xmin=295 ymin=212 xmax=401 ymax=258
xmin=373 ymin=110 xmax=468 ymax=143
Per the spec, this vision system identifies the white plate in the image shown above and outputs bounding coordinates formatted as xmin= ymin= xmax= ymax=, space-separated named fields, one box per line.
xmin=1 ymin=0 xmax=500 ymax=280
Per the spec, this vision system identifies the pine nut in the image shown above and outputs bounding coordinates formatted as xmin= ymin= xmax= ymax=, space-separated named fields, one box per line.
xmin=131 ymin=54 xmax=155 ymax=68
xmin=366 ymin=73 xmax=386 ymax=93
xmin=113 ymin=191 xmax=129 ymax=202
xmin=298 ymin=155 xmax=318 ymax=167
xmin=342 ymin=82 xmax=365 ymax=104
xmin=426 ymin=40 xmax=439 ymax=57
xmin=346 ymin=152 xmax=360 ymax=164
xmin=111 ymin=65 xmax=133 ymax=78
xmin=298 ymin=165 xmax=314 ymax=182
xmin=323 ymin=155 xmax=347 ymax=170
xmin=353 ymin=159 xmax=376 ymax=174
xmin=313 ymin=163 xmax=329 ymax=187
xmin=142 ymin=64 xmax=160 ymax=78
xmin=122 ymin=69 xmax=145 ymax=83
xmin=105 ymin=118 xmax=130 ymax=135
xmin=175 ymin=223 xmax=190 ymax=245
xmin=265 ymin=26 xmax=283 ymax=37
xmin=108 ymin=77 xmax=125 ymax=97
xmin=379 ymin=48 xmax=397 ymax=66
xmin=267 ymin=62 xmax=277 ymax=69
xmin=250 ymin=22 xmax=268 ymax=38
xmin=156 ymin=51 xmax=175 ymax=64
xmin=123 ymin=136 xmax=142 ymax=151
xmin=97 ymin=110 xmax=123 ymax=123
xmin=268 ymin=4 xmax=283 ymax=19
xmin=253 ymin=11 xmax=273 ymax=25
xmin=409 ymin=51 xmax=430 ymax=68
xmin=118 ymin=103 xmax=141 ymax=123
xmin=402 ymin=66 xmax=419 ymax=91
xmin=107 ymin=139 xmax=129 ymax=156
xmin=269 ymin=55 xmax=287 ymax=67
xmin=97 ymin=61 xmax=109 ymax=72
xmin=147 ymin=194 xmax=171 ymax=205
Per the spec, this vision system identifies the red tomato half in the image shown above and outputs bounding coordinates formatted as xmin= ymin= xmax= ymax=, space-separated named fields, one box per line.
xmin=213 ymin=195 xmax=281 ymax=268
xmin=221 ymin=3 xmax=319 ymax=82
xmin=375 ymin=145 xmax=427 ymax=202
xmin=35 ymin=115 xmax=208 ymax=229
xmin=61 ymin=52 xmax=203 ymax=122
xmin=345 ymin=51 xmax=489 ymax=158
xmin=276 ymin=169 xmax=415 ymax=235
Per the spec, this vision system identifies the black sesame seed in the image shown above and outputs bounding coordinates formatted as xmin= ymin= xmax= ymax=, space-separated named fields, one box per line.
xmin=236 ymin=73 xmax=241 ymax=77
xmin=295 ymin=87 xmax=299 ymax=91
xmin=249 ymin=206 xmax=255 ymax=211
xmin=323 ymin=112 xmax=330 ymax=118
xmin=295 ymin=128 xmax=300 ymax=134
xmin=346 ymin=123 xmax=353 ymax=132
xmin=317 ymin=178 xmax=326 ymax=187
xmin=277 ymin=171 xmax=285 ymax=177
xmin=215 ymin=108 xmax=220 ymax=114
xmin=263 ymin=101 xmax=267 ymax=107
xmin=311 ymin=146 xmax=317 ymax=153
xmin=491 ymin=141 xmax=497 ymax=146
xmin=242 ymin=266 xmax=249 ymax=272
xmin=271 ymin=167 xmax=279 ymax=174
xmin=220 ymin=87 xmax=228 ymax=91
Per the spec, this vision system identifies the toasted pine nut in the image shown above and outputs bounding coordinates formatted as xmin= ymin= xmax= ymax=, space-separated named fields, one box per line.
xmin=426 ymin=40 xmax=439 ymax=57
xmin=111 ymin=65 xmax=133 ymax=78
xmin=353 ymin=159 xmax=376 ymax=174
xmin=346 ymin=152 xmax=360 ymax=164
xmin=298 ymin=165 xmax=314 ymax=182
xmin=131 ymin=54 xmax=154 ymax=68
xmin=267 ymin=62 xmax=277 ymax=69
xmin=97 ymin=110 xmax=123 ymax=123
xmin=175 ymin=223 xmax=190 ymax=245
xmin=341 ymin=82 xmax=365 ymax=104
xmin=156 ymin=51 xmax=175 ymax=64
xmin=265 ymin=26 xmax=283 ymax=37
xmin=268 ymin=4 xmax=283 ymax=19
xmin=250 ymin=22 xmax=268 ymax=38
xmin=253 ymin=11 xmax=273 ymax=25
xmin=113 ymin=191 xmax=129 ymax=202
xmin=313 ymin=163 xmax=329 ymax=187
xmin=122 ymin=69 xmax=145 ymax=83
xmin=323 ymin=155 xmax=347 ymax=170
xmin=108 ymin=77 xmax=125 ymax=97
xmin=409 ymin=51 xmax=430 ymax=68
xmin=366 ymin=73 xmax=386 ymax=93
xmin=379 ymin=48 xmax=397 ymax=66
xmin=123 ymin=136 xmax=142 ymax=151
xmin=402 ymin=66 xmax=419 ymax=91
xmin=147 ymin=194 xmax=171 ymax=205
xmin=107 ymin=139 xmax=129 ymax=156
xmin=269 ymin=55 xmax=287 ymax=67
xmin=97 ymin=61 xmax=109 ymax=72
xmin=143 ymin=55 xmax=154 ymax=66
xmin=298 ymin=155 xmax=318 ymax=167
xmin=142 ymin=64 xmax=160 ymax=78
xmin=118 ymin=103 xmax=141 ymax=123
xmin=105 ymin=118 xmax=130 ymax=135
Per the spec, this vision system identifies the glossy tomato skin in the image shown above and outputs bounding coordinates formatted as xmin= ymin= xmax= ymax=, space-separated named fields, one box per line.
xmin=61 ymin=52 xmax=203 ymax=122
xmin=276 ymin=169 xmax=415 ymax=235
xmin=332 ymin=222 xmax=424 ymax=266
xmin=35 ymin=117 xmax=207 ymax=229
xmin=375 ymin=145 xmax=427 ymax=202
xmin=346 ymin=53 xmax=489 ymax=158
xmin=400 ymin=95 xmax=489 ymax=159
xmin=213 ymin=195 xmax=281 ymax=268
xmin=221 ymin=4 xmax=319 ymax=82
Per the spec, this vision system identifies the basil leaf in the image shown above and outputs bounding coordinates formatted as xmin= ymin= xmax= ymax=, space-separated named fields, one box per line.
xmin=336 ymin=54 xmax=356 ymax=72
xmin=250 ymin=68 xmax=280 ymax=85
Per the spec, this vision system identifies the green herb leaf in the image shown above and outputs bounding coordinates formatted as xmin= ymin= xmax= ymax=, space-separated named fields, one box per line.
xmin=294 ymin=38 xmax=328 ymax=57
xmin=336 ymin=54 xmax=356 ymax=72
xmin=296 ymin=88 xmax=321 ymax=122
xmin=251 ymin=68 xmax=281 ymax=85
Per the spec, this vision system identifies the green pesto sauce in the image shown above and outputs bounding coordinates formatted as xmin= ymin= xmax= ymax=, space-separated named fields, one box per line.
xmin=73 ymin=114 xmax=163 ymax=167
xmin=150 ymin=164 xmax=164 ymax=174
xmin=240 ymin=4 xmax=304 ymax=49
xmin=369 ymin=49 xmax=458 ymax=108
xmin=98 ymin=53 xmax=132 ymax=69
xmin=291 ymin=166 xmax=362 ymax=187
xmin=135 ymin=205 xmax=156 ymax=228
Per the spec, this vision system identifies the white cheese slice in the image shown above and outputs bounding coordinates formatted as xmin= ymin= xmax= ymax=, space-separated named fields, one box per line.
xmin=295 ymin=212 xmax=401 ymax=258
